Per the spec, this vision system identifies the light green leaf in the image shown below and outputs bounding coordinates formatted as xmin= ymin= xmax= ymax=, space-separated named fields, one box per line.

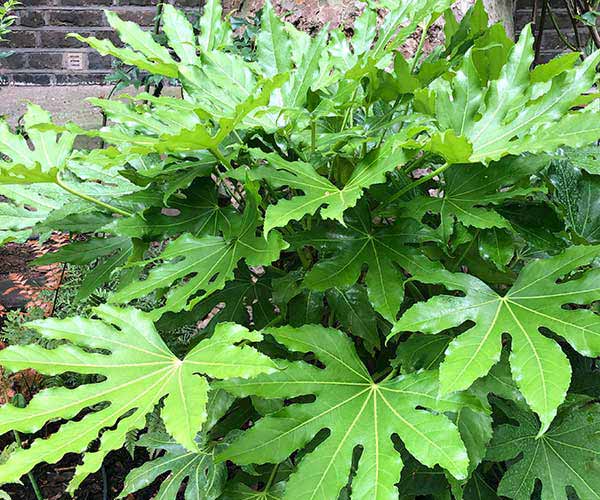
xmin=0 ymin=306 xmax=277 ymax=493
xmin=237 ymin=142 xmax=410 ymax=233
xmin=432 ymin=26 xmax=600 ymax=163
xmin=256 ymin=0 xmax=292 ymax=77
xmin=391 ymin=246 xmax=600 ymax=434
xmin=218 ymin=325 xmax=481 ymax=498
xmin=197 ymin=0 xmax=232 ymax=51
xmin=0 ymin=104 xmax=74 ymax=184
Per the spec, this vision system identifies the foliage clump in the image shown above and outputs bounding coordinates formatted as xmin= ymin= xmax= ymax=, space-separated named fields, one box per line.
xmin=1 ymin=0 xmax=600 ymax=498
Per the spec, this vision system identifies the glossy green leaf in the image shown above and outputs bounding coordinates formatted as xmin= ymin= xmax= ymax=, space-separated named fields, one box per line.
xmin=218 ymin=325 xmax=481 ymax=498
xmin=431 ymin=27 xmax=600 ymax=163
xmin=547 ymin=159 xmax=600 ymax=243
xmin=236 ymin=143 xmax=410 ymax=233
xmin=110 ymin=183 xmax=288 ymax=318
xmin=0 ymin=306 xmax=277 ymax=493
xmin=301 ymin=204 xmax=434 ymax=322
xmin=0 ymin=104 xmax=74 ymax=184
xmin=392 ymin=246 xmax=600 ymax=434
xmin=399 ymin=156 xmax=546 ymax=242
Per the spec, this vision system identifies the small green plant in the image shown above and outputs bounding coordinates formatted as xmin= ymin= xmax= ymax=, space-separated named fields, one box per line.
xmin=0 ymin=0 xmax=18 ymax=58
xmin=1 ymin=0 xmax=600 ymax=498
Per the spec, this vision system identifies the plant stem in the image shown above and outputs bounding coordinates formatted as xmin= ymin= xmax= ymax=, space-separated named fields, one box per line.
xmin=101 ymin=464 xmax=109 ymax=500
xmin=12 ymin=431 xmax=43 ymax=500
xmin=410 ymin=23 xmax=428 ymax=73
xmin=341 ymin=87 xmax=359 ymax=131
xmin=265 ymin=463 xmax=280 ymax=492
xmin=534 ymin=0 xmax=548 ymax=64
xmin=379 ymin=162 xmax=451 ymax=209
xmin=210 ymin=147 xmax=231 ymax=171
xmin=55 ymin=171 xmax=133 ymax=217
xmin=144 ymin=1 xmax=167 ymax=95
xmin=310 ymin=118 xmax=316 ymax=154
xmin=547 ymin=4 xmax=579 ymax=51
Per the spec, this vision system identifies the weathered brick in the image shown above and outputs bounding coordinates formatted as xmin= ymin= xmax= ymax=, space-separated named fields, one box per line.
xmin=21 ymin=0 xmax=55 ymax=6
xmin=28 ymin=52 xmax=64 ymax=70
xmin=88 ymin=52 xmax=113 ymax=70
xmin=48 ymin=10 xmax=105 ymax=27
xmin=12 ymin=73 xmax=53 ymax=85
xmin=55 ymin=73 xmax=109 ymax=85
xmin=60 ymin=0 xmax=114 ymax=5
xmin=18 ymin=11 xmax=46 ymax=28
xmin=39 ymin=30 xmax=86 ymax=48
xmin=0 ymin=52 xmax=27 ymax=70
xmin=4 ymin=30 xmax=37 ymax=48
xmin=115 ymin=9 xmax=157 ymax=25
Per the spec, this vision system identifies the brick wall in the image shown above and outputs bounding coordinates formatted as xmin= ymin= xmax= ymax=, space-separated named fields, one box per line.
xmin=514 ymin=0 xmax=594 ymax=62
xmin=0 ymin=0 xmax=583 ymax=86
xmin=0 ymin=0 xmax=204 ymax=85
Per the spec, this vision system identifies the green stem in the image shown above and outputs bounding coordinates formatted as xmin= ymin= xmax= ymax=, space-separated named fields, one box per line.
xmin=265 ymin=463 xmax=280 ymax=492
xmin=55 ymin=171 xmax=133 ymax=217
xmin=12 ymin=431 xmax=44 ymax=500
xmin=382 ymin=162 xmax=451 ymax=207
xmin=341 ymin=87 xmax=359 ymax=131
xmin=410 ymin=23 xmax=428 ymax=73
xmin=145 ymin=1 xmax=166 ymax=95
xmin=210 ymin=147 xmax=231 ymax=171
xmin=310 ymin=118 xmax=317 ymax=153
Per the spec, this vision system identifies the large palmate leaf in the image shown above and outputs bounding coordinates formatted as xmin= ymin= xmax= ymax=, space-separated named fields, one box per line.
xmin=300 ymin=204 xmax=433 ymax=322
xmin=487 ymin=400 xmax=600 ymax=500
xmin=399 ymin=155 xmax=546 ymax=242
xmin=0 ymin=306 xmax=277 ymax=493
xmin=429 ymin=26 xmax=600 ymax=163
xmin=217 ymin=325 xmax=484 ymax=499
xmin=391 ymin=246 xmax=600 ymax=433
xmin=547 ymin=159 xmax=600 ymax=244
xmin=235 ymin=144 xmax=411 ymax=233
xmin=110 ymin=183 xmax=288 ymax=318
xmin=0 ymin=104 xmax=74 ymax=184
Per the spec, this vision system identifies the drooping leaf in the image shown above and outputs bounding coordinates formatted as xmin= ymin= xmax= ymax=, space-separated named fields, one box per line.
xmin=391 ymin=245 xmax=600 ymax=434
xmin=487 ymin=399 xmax=600 ymax=500
xmin=0 ymin=307 xmax=277 ymax=493
xmin=217 ymin=325 xmax=483 ymax=499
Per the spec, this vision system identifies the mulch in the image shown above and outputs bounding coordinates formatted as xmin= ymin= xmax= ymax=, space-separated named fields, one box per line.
xmin=0 ymin=234 xmax=69 ymax=324
xmin=0 ymin=237 xmax=164 ymax=499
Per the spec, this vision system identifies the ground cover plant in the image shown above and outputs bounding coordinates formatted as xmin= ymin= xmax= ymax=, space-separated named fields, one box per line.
xmin=1 ymin=0 xmax=600 ymax=498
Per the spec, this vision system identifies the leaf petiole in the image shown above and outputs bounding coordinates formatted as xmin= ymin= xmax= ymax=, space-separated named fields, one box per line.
xmin=55 ymin=171 xmax=133 ymax=217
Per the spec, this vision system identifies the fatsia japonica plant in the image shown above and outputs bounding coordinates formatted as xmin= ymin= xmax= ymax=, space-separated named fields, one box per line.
xmin=2 ymin=0 xmax=600 ymax=498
